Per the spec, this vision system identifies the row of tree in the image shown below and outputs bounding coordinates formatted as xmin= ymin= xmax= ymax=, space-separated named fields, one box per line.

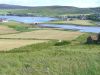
xmin=87 ymin=14 xmax=100 ymax=21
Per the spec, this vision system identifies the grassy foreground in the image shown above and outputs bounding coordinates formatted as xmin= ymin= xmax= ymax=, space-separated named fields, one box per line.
xmin=0 ymin=34 xmax=100 ymax=75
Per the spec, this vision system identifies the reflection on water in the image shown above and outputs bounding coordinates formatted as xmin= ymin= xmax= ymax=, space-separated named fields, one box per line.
xmin=40 ymin=24 xmax=100 ymax=33
xmin=0 ymin=16 xmax=58 ymax=23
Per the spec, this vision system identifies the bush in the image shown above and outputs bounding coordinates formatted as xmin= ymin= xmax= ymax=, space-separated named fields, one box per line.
xmin=54 ymin=40 xmax=71 ymax=46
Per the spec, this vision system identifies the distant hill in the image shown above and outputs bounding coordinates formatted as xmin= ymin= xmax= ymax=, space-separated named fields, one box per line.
xmin=32 ymin=6 xmax=93 ymax=14
xmin=90 ymin=7 xmax=100 ymax=13
xmin=0 ymin=4 xmax=100 ymax=16
xmin=0 ymin=4 xmax=33 ymax=9
xmin=31 ymin=6 xmax=98 ymax=16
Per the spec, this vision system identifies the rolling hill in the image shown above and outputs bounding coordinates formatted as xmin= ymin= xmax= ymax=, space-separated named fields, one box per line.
xmin=0 ymin=4 xmax=33 ymax=9
xmin=0 ymin=4 xmax=100 ymax=16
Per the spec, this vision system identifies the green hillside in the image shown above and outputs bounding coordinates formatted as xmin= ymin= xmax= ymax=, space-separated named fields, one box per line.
xmin=0 ymin=5 xmax=100 ymax=16
xmin=0 ymin=33 xmax=100 ymax=75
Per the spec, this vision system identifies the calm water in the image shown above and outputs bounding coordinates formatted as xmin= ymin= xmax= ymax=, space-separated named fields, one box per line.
xmin=0 ymin=16 xmax=58 ymax=23
xmin=39 ymin=24 xmax=100 ymax=33
xmin=0 ymin=16 xmax=100 ymax=33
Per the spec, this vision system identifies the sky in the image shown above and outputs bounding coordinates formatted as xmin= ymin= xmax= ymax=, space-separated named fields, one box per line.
xmin=0 ymin=0 xmax=100 ymax=8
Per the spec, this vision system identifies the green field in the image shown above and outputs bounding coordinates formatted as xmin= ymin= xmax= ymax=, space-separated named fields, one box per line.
xmin=46 ymin=20 xmax=96 ymax=26
xmin=60 ymin=14 xmax=90 ymax=16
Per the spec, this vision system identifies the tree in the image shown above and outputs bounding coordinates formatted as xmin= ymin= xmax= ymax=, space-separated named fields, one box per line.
xmin=87 ymin=14 xmax=100 ymax=21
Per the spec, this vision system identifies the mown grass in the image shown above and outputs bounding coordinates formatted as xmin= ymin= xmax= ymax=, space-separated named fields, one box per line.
xmin=0 ymin=29 xmax=82 ymax=40
xmin=0 ymin=33 xmax=100 ymax=75
xmin=0 ymin=39 xmax=48 ymax=51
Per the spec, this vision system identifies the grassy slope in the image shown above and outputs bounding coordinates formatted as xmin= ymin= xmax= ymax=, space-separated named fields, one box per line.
xmin=0 ymin=33 xmax=100 ymax=75
xmin=46 ymin=20 xmax=96 ymax=26
xmin=0 ymin=6 xmax=95 ymax=16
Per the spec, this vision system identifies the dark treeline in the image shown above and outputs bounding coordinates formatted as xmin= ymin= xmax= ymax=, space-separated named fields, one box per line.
xmin=6 ymin=13 xmax=35 ymax=17
xmin=87 ymin=14 xmax=100 ymax=21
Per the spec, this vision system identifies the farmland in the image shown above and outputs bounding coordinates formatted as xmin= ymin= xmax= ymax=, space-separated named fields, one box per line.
xmin=0 ymin=27 xmax=82 ymax=51
xmin=0 ymin=22 xmax=100 ymax=75
xmin=0 ymin=21 xmax=49 ymax=51
xmin=0 ymin=29 xmax=83 ymax=40
xmin=0 ymin=39 xmax=47 ymax=51
xmin=0 ymin=25 xmax=18 ymax=34
xmin=0 ymin=12 xmax=100 ymax=75
xmin=46 ymin=20 xmax=96 ymax=26
xmin=0 ymin=4 xmax=100 ymax=75
xmin=0 ymin=21 xmax=34 ymax=32
xmin=0 ymin=33 xmax=100 ymax=75
xmin=0 ymin=21 xmax=83 ymax=51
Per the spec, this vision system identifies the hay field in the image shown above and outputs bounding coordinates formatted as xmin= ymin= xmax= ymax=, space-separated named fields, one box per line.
xmin=0 ymin=39 xmax=47 ymax=51
xmin=0 ymin=26 xmax=18 ymax=35
xmin=0 ymin=29 xmax=83 ymax=40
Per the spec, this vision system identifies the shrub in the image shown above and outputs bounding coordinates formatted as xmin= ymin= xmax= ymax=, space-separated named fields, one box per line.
xmin=54 ymin=40 xmax=71 ymax=46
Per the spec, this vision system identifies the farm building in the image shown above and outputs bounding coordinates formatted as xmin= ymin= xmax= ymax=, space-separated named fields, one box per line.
xmin=58 ymin=15 xmax=87 ymax=21
xmin=86 ymin=33 xmax=100 ymax=44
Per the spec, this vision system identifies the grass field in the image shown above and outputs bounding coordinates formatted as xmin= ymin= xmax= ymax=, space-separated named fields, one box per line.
xmin=61 ymin=14 xmax=90 ymax=16
xmin=0 ymin=29 xmax=83 ymax=40
xmin=0 ymin=34 xmax=100 ymax=75
xmin=46 ymin=20 xmax=96 ymax=26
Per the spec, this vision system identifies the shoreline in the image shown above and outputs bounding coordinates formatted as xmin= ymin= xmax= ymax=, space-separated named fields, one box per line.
xmin=41 ymin=23 xmax=100 ymax=27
